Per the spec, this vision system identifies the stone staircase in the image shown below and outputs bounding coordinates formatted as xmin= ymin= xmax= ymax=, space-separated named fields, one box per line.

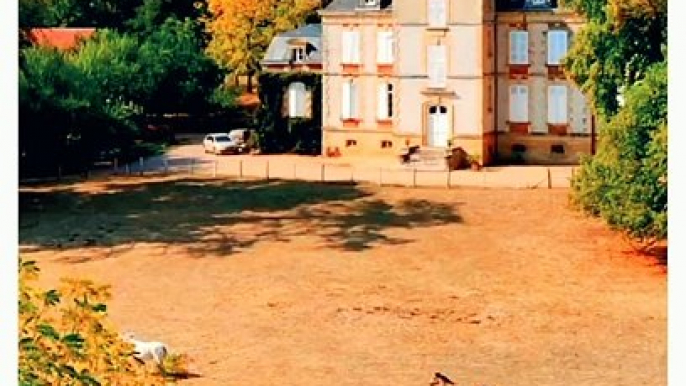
xmin=401 ymin=146 xmax=448 ymax=170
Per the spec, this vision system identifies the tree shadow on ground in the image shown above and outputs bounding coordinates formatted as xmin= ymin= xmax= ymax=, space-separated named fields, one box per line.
xmin=20 ymin=177 xmax=462 ymax=261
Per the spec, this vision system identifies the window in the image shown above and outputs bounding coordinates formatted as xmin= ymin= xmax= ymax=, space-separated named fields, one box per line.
xmin=509 ymin=30 xmax=529 ymax=65
xmin=341 ymin=79 xmax=358 ymax=119
xmin=376 ymin=31 xmax=394 ymax=64
xmin=547 ymin=30 xmax=568 ymax=65
xmin=551 ymin=144 xmax=565 ymax=154
xmin=427 ymin=45 xmax=447 ymax=88
xmin=290 ymin=47 xmax=306 ymax=63
xmin=364 ymin=0 xmax=378 ymax=5
xmin=377 ymin=82 xmax=393 ymax=120
xmin=428 ymin=0 xmax=447 ymax=28
xmin=547 ymin=85 xmax=568 ymax=124
xmin=288 ymin=82 xmax=307 ymax=118
xmin=341 ymin=30 xmax=361 ymax=64
xmin=509 ymin=84 xmax=528 ymax=123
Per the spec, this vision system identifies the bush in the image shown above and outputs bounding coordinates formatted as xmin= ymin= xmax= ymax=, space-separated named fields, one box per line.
xmin=18 ymin=259 xmax=166 ymax=385
xmin=571 ymin=61 xmax=667 ymax=242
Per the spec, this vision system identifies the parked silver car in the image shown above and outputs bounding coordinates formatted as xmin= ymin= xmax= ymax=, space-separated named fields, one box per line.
xmin=203 ymin=133 xmax=241 ymax=155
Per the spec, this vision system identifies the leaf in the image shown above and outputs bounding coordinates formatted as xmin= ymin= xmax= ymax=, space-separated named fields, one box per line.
xmin=62 ymin=333 xmax=85 ymax=350
xmin=91 ymin=303 xmax=107 ymax=313
xmin=37 ymin=324 xmax=60 ymax=340
xmin=43 ymin=289 xmax=61 ymax=306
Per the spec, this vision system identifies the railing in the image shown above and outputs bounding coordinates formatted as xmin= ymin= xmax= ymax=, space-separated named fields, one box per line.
xmin=20 ymin=156 xmax=577 ymax=190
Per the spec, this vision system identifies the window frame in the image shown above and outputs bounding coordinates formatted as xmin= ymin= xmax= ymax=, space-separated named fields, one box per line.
xmin=509 ymin=84 xmax=529 ymax=124
xmin=509 ymin=30 xmax=529 ymax=65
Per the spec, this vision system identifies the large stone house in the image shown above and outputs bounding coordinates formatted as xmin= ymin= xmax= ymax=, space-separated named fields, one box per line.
xmin=264 ymin=0 xmax=594 ymax=165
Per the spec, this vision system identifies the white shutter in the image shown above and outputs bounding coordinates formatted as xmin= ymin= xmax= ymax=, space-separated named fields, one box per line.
xmin=428 ymin=0 xmax=447 ymax=28
xmin=288 ymin=85 xmax=297 ymax=117
xmin=341 ymin=81 xmax=351 ymax=118
xmin=350 ymin=81 xmax=358 ymax=118
xmin=427 ymin=45 xmax=447 ymax=88
xmin=377 ymin=83 xmax=389 ymax=119
xmin=519 ymin=86 xmax=529 ymax=122
xmin=509 ymin=31 xmax=528 ymax=65
xmin=342 ymin=31 xmax=360 ymax=64
xmin=376 ymin=31 xmax=393 ymax=64
xmin=509 ymin=85 xmax=528 ymax=123
xmin=548 ymin=85 xmax=568 ymax=124
xmin=342 ymin=32 xmax=351 ymax=63
xmin=547 ymin=30 xmax=568 ymax=65
xmin=288 ymin=83 xmax=306 ymax=118
xmin=509 ymin=86 xmax=517 ymax=122
xmin=351 ymin=31 xmax=360 ymax=64
xmin=296 ymin=87 xmax=306 ymax=117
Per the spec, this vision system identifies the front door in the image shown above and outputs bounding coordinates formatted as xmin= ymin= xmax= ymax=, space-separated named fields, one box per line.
xmin=427 ymin=105 xmax=449 ymax=147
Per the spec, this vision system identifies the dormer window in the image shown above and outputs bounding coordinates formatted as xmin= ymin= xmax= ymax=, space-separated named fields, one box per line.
xmin=357 ymin=0 xmax=381 ymax=9
xmin=290 ymin=47 xmax=306 ymax=63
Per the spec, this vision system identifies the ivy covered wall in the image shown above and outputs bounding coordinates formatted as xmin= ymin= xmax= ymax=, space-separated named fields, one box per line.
xmin=256 ymin=72 xmax=322 ymax=155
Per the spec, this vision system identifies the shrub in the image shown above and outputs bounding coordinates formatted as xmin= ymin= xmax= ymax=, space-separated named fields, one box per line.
xmin=18 ymin=259 xmax=165 ymax=385
xmin=571 ymin=61 xmax=667 ymax=242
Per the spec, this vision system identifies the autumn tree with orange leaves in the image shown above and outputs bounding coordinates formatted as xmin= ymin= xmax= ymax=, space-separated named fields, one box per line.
xmin=204 ymin=0 xmax=320 ymax=93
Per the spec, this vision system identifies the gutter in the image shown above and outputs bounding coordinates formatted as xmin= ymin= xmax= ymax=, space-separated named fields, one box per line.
xmin=493 ymin=18 xmax=499 ymax=164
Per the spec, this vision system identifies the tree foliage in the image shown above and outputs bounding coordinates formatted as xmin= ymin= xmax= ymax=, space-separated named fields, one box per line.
xmin=566 ymin=0 xmax=667 ymax=242
xmin=18 ymin=259 xmax=166 ymax=385
xmin=19 ymin=25 xmax=236 ymax=177
xmin=204 ymin=0 xmax=319 ymax=91
xmin=562 ymin=0 xmax=666 ymax=118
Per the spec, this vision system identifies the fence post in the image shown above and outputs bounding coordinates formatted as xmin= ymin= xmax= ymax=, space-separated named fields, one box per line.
xmin=266 ymin=160 xmax=270 ymax=180
xmin=321 ymin=164 xmax=325 ymax=182
xmin=113 ymin=158 xmax=118 ymax=175
xmin=294 ymin=163 xmax=297 ymax=180
xmin=413 ymin=168 xmax=417 ymax=188
xmin=190 ymin=158 xmax=195 ymax=175
xmin=163 ymin=159 xmax=169 ymax=174
xmin=350 ymin=167 xmax=354 ymax=184
xmin=379 ymin=167 xmax=383 ymax=186
xmin=57 ymin=165 xmax=62 ymax=181
xmin=125 ymin=163 xmax=130 ymax=175
xmin=239 ymin=159 xmax=243 ymax=178
xmin=547 ymin=167 xmax=552 ymax=189
xmin=139 ymin=157 xmax=144 ymax=176
xmin=447 ymin=170 xmax=452 ymax=189
xmin=213 ymin=159 xmax=218 ymax=178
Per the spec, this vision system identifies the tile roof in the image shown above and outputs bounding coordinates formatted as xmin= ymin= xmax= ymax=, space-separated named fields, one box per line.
xmin=29 ymin=28 xmax=96 ymax=50
xmin=322 ymin=0 xmax=392 ymax=12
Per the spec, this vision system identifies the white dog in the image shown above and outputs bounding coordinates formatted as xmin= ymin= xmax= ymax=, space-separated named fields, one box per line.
xmin=121 ymin=332 xmax=168 ymax=370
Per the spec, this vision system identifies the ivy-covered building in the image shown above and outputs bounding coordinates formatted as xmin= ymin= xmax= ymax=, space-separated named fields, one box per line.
xmin=259 ymin=24 xmax=323 ymax=154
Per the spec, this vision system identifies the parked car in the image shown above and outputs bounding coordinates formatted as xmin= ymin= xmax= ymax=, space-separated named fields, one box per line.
xmin=203 ymin=133 xmax=242 ymax=155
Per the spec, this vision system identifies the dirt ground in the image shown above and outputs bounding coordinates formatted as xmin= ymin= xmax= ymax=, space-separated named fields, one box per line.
xmin=19 ymin=176 xmax=666 ymax=386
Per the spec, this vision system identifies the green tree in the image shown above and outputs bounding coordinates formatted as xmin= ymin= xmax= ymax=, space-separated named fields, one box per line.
xmin=566 ymin=0 xmax=667 ymax=243
xmin=562 ymin=0 xmax=666 ymax=118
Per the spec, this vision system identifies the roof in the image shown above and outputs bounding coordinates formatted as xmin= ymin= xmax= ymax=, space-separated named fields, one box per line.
xmin=279 ymin=24 xmax=322 ymax=38
xmin=322 ymin=0 xmax=393 ymax=12
xmin=29 ymin=28 xmax=96 ymax=50
xmin=261 ymin=24 xmax=323 ymax=65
